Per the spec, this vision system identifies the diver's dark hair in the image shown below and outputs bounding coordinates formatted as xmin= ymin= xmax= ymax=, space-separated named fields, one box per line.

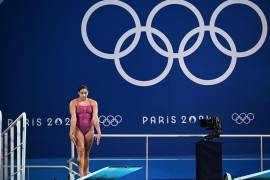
xmin=78 ymin=84 xmax=89 ymax=92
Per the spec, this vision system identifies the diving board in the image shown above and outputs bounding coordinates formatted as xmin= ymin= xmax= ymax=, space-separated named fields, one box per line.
xmin=225 ymin=169 xmax=270 ymax=180
xmin=77 ymin=166 xmax=142 ymax=180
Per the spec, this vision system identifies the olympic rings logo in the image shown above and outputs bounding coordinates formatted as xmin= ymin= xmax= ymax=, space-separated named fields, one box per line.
xmin=231 ymin=113 xmax=254 ymax=124
xmin=99 ymin=115 xmax=123 ymax=127
xmin=81 ymin=0 xmax=268 ymax=86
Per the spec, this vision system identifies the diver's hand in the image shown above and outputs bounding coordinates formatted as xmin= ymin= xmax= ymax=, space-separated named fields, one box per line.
xmin=96 ymin=133 xmax=101 ymax=146
xmin=69 ymin=130 xmax=77 ymax=144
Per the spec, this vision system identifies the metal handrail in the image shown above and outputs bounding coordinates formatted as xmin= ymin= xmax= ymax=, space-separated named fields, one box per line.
xmin=1 ymin=113 xmax=26 ymax=135
xmin=68 ymin=134 xmax=270 ymax=180
xmin=2 ymin=133 xmax=266 ymax=179
xmin=0 ymin=112 xmax=27 ymax=180
xmin=69 ymin=157 xmax=270 ymax=161
xmin=75 ymin=134 xmax=270 ymax=138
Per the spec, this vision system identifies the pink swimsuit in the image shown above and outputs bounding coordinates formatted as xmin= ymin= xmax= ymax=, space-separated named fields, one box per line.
xmin=76 ymin=99 xmax=93 ymax=135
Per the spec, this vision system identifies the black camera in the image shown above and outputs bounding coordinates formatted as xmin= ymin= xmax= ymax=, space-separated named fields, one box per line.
xmin=199 ymin=117 xmax=222 ymax=141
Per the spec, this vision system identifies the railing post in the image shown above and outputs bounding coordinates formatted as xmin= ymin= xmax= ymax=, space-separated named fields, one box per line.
xmin=10 ymin=127 xmax=14 ymax=180
xmin=22 ymin=112 xmax=27 ymax=180
xmin=17 ymin=120 xmax=21 ymax=179
xmin=69 ymin=142 xmax=75 ymax=180
xmin=260 ymin=136 xmax=263 ymax=171
xmin=27 ymin=166 xmax=30 ymax=180
xmin=0 ymin=134 xmax=2 ymax=180
xmin=4 ymin=133 xmax=8 ymax=180
xmin=146 ymin=136 xmax=148 ymax=180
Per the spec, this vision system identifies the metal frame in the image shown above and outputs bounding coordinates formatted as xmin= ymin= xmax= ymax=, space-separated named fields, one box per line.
xmin=0 ymin=112 xmax=27 ymax=180
xmin=68 ymin=134 xmax=270 ymax=180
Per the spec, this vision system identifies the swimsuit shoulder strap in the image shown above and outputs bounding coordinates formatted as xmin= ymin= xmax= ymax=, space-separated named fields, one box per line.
xmin=76 ymin=98 xmax=80 ymax=106
xmin=88 ymin=98 xmax=94 ymax=106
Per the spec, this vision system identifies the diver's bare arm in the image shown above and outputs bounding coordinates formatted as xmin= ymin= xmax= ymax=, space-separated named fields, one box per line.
xmin=69 ymin=100 xmax=77 ymax=143
xmin=92 ymin=100 xmax=101 ymax=134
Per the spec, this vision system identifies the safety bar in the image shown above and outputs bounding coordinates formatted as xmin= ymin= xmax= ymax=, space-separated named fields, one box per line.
xmin=69 ymin=134 xmax=270 ymax=180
